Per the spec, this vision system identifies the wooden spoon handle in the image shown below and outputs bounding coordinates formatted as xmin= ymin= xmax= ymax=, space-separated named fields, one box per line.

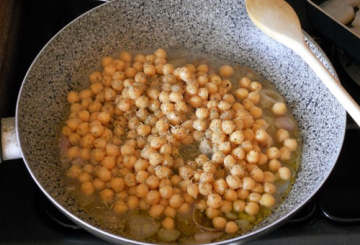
xmin=295 ymin=44 xmax=360 ymax=126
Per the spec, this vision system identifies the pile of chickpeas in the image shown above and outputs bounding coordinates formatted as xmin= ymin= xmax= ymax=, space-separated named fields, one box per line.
xmin=61 ymin=48 xmax=298 ymax=238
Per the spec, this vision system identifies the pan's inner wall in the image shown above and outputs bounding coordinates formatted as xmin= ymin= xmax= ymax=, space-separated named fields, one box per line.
xmin=16 ymin=0 xmax=345 ymax=243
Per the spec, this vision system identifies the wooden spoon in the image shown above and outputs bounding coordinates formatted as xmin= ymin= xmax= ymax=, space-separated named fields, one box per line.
xmin=246 ymin=0 xmax=360 ymax=126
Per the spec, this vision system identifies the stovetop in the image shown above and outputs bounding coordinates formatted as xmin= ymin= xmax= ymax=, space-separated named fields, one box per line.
xmin=1 ymin=0 xmax=360 ymax=244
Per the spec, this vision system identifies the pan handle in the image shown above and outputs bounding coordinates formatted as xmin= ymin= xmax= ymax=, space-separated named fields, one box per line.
xmin=0 ymin=117 xmax=22 ymax=163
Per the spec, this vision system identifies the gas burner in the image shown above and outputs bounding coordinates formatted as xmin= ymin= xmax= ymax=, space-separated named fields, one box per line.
xmin=337 ymin=47 xmax=360 ymax=87
xmin=328 ymin=45 xmax=360 ymax=104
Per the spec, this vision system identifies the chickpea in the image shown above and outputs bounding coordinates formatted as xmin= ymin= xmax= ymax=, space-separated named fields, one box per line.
xmin=110 ymin=178 xmax=125 ymax=193
xmin=93 ymin=178 xmax=106 ymax=191
xmin=205 ymin=207 xmax=221 ymax=220
xmin=126 ymin=196 xmax=139 ymax=210
xmin=260 ymin=193 xmax=276 ymax=208
xmin=213 ymin=216 xmax=227 ymax=229
xmin=225 ymin=221 xmax=239 ymax=234
xmin=245 ymin=202 xmax=260 ymax=215
xmin=207 ymin=193 xmax=223 ymax=209
xmin=135 ymin=183 xmax=148 ymax=199
xmin=149 ymin=204 xmax=165 ymax=218
xmin=137 ymin=124 xmax=151 ymax=137
xmin=80 ymin=181 xmax=95 ymax=195
xmin=178 ymin=202 xmax=191 ymax=214
xmin=230 ymin=165 xmax=246 ymax=177
xmin=167 ymin=111 xmax=182 ymax=125
xmin=219 ymin=65 xmax=234 ymax=78
xmin=224 ymin=189 xmax=238 ymax=202
xmin=237 ymin=189 xmax=249 ymax=200
xmin=220 ymin=201 xmax=233 ymax=213
xmin=247 ymin=150 xmax=260 ymax=164
xmin=101 ymin=156 xmax=116 ymax=169
xmin=283 ymin=138 xmax=298 ymax=152
xmin=223 ymin=155 xmax=236 ymax=169
xmin=278 ymin=166 xmax=292 ymax=180
xmin=145 ymin=190 xmax=161 ymax=205
xmin=267 ymin=147 xmax=281 ymax=160
xmin=242 ymin=177 xmax=256 ymax=190
xmin=161 ymin=217 xmax=175 ymax=230
xmin=268 ymin=159 xmax=281 ymax=172
xmin=234 ymin=88 xmax=249 ymax=101
xmin=272 ymin=102 xmax=287 ymax=115
xmin=218 ymin=142 xmax=232 ymax=154
xmin=148 ymin=153 xmax=163 ymax=166
xmin=158 ymin=185 xmax=173 ymax=200
xmin=233 ymin=199 xmax=246 ymax=213
xmin=113 ymin=200 xmax=128 ymax=214
xmin=198 ymin=182 xmax=213 ymax=196
xmin=146 ymin=175 xmax=160 ymax=190
xmin=200 ymin=171 xmax=214 ymax=183
xmin=124 ymin=173 xmax=136 ymax=187
xmin=250 ymin=167 xmax=264 ymax=182
xmin=196 ymin=108 xmax=209 ymax=119
xmin=230 ymin=131 xmax=245 ymax=145
xmin=100 ymin=188 xmax=114 ymax=203
xmin=212 ymin=151 xmax=226 ymax=164
xmin=217 ymin=101 xmax=231 ymax=112
xmin=169 ymin=194 xmax=184 ymax=209
xmin=67 ymin=91 xmax=80 ymax=104
xmin=276 ymin=128 xmax=290 ymax=142
xmin=248 ymin=192 xmax=261 ymax=202
xmin=220 ymin=120 xmax=235 ymax=135
xmin=279 ymin=147 xmax=291 ymax=161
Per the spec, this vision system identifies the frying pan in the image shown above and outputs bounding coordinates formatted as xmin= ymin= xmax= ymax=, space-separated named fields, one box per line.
xmin=0 ymin=0 xmax=346 ymax=244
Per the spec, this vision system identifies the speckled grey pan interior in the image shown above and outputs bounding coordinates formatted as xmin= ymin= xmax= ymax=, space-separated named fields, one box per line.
xmin=16 ymin=0 xmax=346 ymax=244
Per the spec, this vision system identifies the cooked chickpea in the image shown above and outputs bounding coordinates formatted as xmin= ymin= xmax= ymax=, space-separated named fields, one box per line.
xmin=224 ymin=178 xmax=241 ymax=193
xmin=198 ymin=182 xmax=213 ymax=196
xmin=145 ymin=190 xmax=161 ymax=206
xmin=178 ymin=202 xmax=191 ymax=214
xmin=149 ymin=204 xmax=165 ymax=218
xmin=230 ymin=130 xmax=245 ymax=145
xmin=234 ymin=88 xmax=249 ymax=101
xmin=159 ymin=185 xmax=174 ymax=200
xmin=279 ymin=147 xmax=291 ymax=161
xmin=78 ymin=180 xmax=95 ymax=197
xmin=169 ymin=194 xmax=184 ymax=209
xmin=250 ymin=167 xmax=264 ymax=182
xmin=242 ymin=177 xmax=256 ymax=190
xmin=276 ymin=128 xmax=290 ymax=142
xmin=222 ymin=120 xmax=236 ymax=135
xmin=272 ymin=102 xmax=287 ymax=115
xmin=146 ymin=175 xmax=160 ymax=190
xmin=260 ymin=193 xmax=276 ymax=208
xmin=225 ymin=221 xmax=239 ymax=234
xmin=278 ymin=166 xmax=292 ymax=180
xmin=219 ymin=65 xmax=234 ymax=78
xmin=213 ymin=216 xmax=227 ymax=229
xmin=161 ymin=217 xmax=175 ymax=230
xmin=113 ymin=200 xmax=128 ymax=214
xmin=283 ymin=138 xmax=298 ymax=152
xmin=207 ymin=193 xmax=223 ymax=209
xmin=205 ymin=207 xmax=221 ymax=220
xmin=267 ymin=147 xmax=281 ymax=160
xmin=100 ymin=188 xmax=114 ymax=202
xmin=135 ymin=183 xmax=149 ymax=199
xmin=196 ymin=108 xmax=209 ymax=119
xmin=245 ymin=202 xmax=260 ymax=215
xmin=93 ymin=178 xmax=106 ymax=191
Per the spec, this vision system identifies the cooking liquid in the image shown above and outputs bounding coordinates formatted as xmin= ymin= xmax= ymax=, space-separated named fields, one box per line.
xmin=60 ymin=48 xmax=301 ymax=244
